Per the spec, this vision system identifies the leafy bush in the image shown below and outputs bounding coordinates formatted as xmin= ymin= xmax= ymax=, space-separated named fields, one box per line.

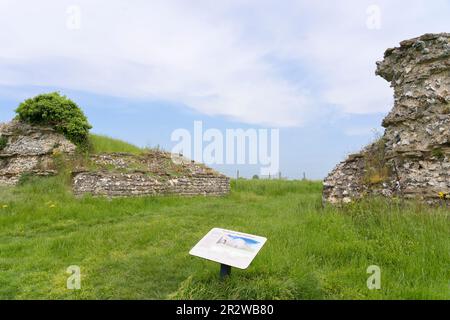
xmin=0 ymin=135 xmax=7 ymax=151
xmin=15 ymin=92 xmax=92 ymax=146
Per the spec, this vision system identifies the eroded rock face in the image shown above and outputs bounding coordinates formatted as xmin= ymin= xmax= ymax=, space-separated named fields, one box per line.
xmin=323 ymin=33 xmax=450 ymax=204
xmin=0 ymin=120 xmax=76 ymax=185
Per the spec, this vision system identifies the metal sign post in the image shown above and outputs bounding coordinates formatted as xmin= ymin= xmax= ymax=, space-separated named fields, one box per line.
xmin=220 ymin=264 xmax=232 ymax=279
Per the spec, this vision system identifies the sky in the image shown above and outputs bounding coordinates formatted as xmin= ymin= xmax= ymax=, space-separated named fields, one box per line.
xmin=0 ymin=0 xmax=449 ymax=179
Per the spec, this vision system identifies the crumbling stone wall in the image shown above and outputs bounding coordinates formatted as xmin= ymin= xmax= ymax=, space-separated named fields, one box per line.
xmin=72 ymin=172 xmax=230 ymax=197
xmin=0 ymin=120 xmax=76 ymax=185
xmin=72 ymin=152 xmax=230 ymax=197
xmin=0 ymin=121 xmax=230 ymax=197
xmin=323 ymin=33 xmax=450 ymax=204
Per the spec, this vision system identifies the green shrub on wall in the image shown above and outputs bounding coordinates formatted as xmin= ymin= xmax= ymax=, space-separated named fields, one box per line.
xmin=0 ymin=135 xmax=7 ymax=151
xmin=15 ymin=92 xmax=92 ymax=146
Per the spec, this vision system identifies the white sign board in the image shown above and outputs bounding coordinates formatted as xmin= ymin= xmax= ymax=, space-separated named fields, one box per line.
xmin=189 ymin=228 xmax=267 ymax=269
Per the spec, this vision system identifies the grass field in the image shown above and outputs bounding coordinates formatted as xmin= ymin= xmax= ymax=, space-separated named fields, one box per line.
xmin=0 ymin=174 xmax=448 ymax=300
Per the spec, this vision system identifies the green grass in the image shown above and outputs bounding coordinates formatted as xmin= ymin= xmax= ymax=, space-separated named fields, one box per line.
xmin=0 ymin=135 xmax=7 ymax=151
xmin=89 ymin=134 xmax=144 ymax=154
xmin=0 ymin=177 xmax=448 ymax=300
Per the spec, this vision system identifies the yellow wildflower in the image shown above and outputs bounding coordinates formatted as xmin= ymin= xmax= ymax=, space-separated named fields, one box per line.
xmin=46 ymin=201 xmax=57 ymax=208
xmin=438 ymin=192 xmax=448 ymax=199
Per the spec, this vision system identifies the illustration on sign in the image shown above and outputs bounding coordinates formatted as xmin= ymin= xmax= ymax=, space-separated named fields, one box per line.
xmin=189 ymin=228 xmax=267 ymax=269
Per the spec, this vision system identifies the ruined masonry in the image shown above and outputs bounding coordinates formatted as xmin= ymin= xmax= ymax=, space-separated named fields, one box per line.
xmin=323 ymin=33 xmax=450 ymax=204
xmin=0 ymin=120 xmax=230 ymax=197
xmin=72 ymin=153 xmax=230 ymax=197
xmin=0 ymin=120 xmax=76 ymax=185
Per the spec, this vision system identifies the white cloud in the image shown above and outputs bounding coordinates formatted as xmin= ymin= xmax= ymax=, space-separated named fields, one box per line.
xmin=0 ymin=0 xmax=449 ymax=126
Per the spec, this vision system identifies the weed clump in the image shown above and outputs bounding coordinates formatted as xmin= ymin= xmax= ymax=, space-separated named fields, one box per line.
xmin=363 ymin=137 xmax=391 ymax=185
xmin=0 ymin=135 xmax=7 ymax=151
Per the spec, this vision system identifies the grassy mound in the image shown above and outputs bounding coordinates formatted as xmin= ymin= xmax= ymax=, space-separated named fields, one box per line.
xmin=0 ymin=178 xmax=448 ymax=299
xmin=88 ymin=134 xmax=144 ymax=154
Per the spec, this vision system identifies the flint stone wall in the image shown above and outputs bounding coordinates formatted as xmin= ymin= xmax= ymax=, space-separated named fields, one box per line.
xmin=72 ymin=172 xmax=230 ymax=197
xmin=0 ymin=121 xmax=230 ymax=197
xmin=323 ymin=33 xmax=450 ymax=204
xmin=0 ymin=120 xmax=76 ymax=185
xmin=72 ymin=152 xmax=230 ymax=197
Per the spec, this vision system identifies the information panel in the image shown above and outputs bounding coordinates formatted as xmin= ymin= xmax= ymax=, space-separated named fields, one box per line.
xmin=189 ymin=228 xmax=267 ymax=269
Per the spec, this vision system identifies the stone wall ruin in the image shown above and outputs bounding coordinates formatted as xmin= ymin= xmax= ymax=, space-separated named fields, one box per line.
xmin=0 ymin=120 xmax=76 ymax=185
xmin=0 ymin=121 xmax=230 ymax=197
xmin=323 ymin=33 xmax=450 ymax=204
xmin=72 ymin=153 xmax=230 ymax=197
